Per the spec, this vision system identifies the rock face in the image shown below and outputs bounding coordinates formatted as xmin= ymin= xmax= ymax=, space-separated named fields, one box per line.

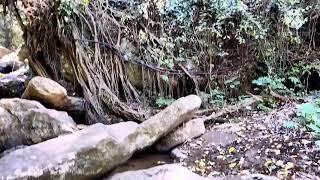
xmin=22 ymin=76 xmax=69 ymax=108
xmin=106 ymin=164 xmax=207 ymax=180
xmin=155 ymin=118 xmax=205 ymax=151
xmin=0 ymin=95 xmax=201 ymax=179
xmin=0 ymin=98 xmax=77 ymax=152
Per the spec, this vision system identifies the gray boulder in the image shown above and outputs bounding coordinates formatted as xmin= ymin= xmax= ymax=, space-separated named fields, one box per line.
xmin=130 ymin=95 xmax=202 ymax=150
xmin=0 ymin=98 xmax=77 ymax=151
xmin=0 ymin=95 xmax=201 ymax=179
xmin=106 ymin=164 xmax=207 ymax=180
xmin=155 ymin=118 xmax=205 ymax=151
xmin=0 ymin=51 xmax=24 ymax=73
xmin=0 ymin=62 xmax=31 ymax=98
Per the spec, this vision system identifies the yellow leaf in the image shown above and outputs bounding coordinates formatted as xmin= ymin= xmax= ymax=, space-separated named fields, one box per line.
xmin=0 ymin=73 xmax=5 ymax=78
xmin=265 ymin=159 xmax=273 ymax=167
xmin=229 ymin=162 xmax=237 ymax=168
xmin=285 ymin=162 xmax=294 ymax=170
xmin=198 ymin=161 xmax=206 ymax=169
xmin=228 ymin=147 xmax=237 ymax=154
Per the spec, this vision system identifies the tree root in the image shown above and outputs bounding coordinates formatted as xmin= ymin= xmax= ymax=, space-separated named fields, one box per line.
xmin=197 ymin=95 xmax=262 ymax=123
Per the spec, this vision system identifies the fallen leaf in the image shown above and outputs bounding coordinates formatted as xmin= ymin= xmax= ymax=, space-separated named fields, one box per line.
xmin=229 ymin=162 xmax=237 ymax=168
xmin=228 ymin=147 xmax=237 ymax=154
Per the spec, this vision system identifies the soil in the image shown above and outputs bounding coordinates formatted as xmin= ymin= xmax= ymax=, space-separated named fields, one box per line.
xmin=172 ymin=103 xmax=320 ymax=179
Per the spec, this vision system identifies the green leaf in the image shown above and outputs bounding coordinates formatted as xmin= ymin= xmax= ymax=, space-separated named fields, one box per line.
xmin=283 ymin=121 xmax=298 ymax=129
xmin=308 ymin=124 xmax=320 ymax=133
xmin=160 ymin=75 xmax=169 ymax=82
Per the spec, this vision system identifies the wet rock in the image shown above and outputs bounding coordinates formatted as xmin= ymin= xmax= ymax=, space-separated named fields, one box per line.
xmin=155 ymin=118 xmax=205 ymax=151
xmin=0 ymin=46 xmax=11 ymax=59
xmin=0 ymin=98 xmax=77 ymax=152
xmin=202 ymin=123 xmax=241 ymax=147
xmin=111 ymin=152 xmax=172 ymax=174
xmin=0 ymin=95 xmax=201 ymax=179
xmin=22 ymin=76 xmax=69 ymax=109
xmin=106 ymin=164 xmax=207 ymax=180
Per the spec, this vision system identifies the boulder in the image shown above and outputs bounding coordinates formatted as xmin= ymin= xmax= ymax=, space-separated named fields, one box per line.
xmin=63 ymin=97 xmax=86 ymax=123
xmin=21 ymin=77 xmax=86 ymax=122
xmin=171 ymin=148 xmax=188 ymax=162
xmin=0 ymin=98 xmax=77 ymax=152
xmin=0 ymin=95 xmax=201 ymax=179
xmin=0 ymin=46 xmax=11 ymax=59
xmin=0 ymin=51 xmax=24 ymax=73
xmin=22 ymin=76 xmax=69 ymax=108
xmin=155 ymin=118 xmax=205 ymax=151
xmin=202 ymin=123 xmax=242 ymax=147
xmin=128 ymin=95 xmax=202 ymax=150
xmin=106 ymin=164 xmax=207 ymax=180
xmin=0 ymin=62 xmax=31 ymax=98
xmin=0 ymin=122 xmax=139 ymax=179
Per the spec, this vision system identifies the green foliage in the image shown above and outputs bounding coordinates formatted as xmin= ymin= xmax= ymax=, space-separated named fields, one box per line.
xmin=252 ymin=76 xmax=286 ymax=91
xmin=57 ymin=0 xmax=78 ymax=21
xmin=160 ymin=58 xmax=174 ymax=69
xmin=282 ymin=121 xmax=299 ymax=130
xmin=297 ymin=102 xmax=320 ymax=135
xmin=316 ymin=140 xmax=320 ymax=149
xmin=225 ymin=77 xmax=240 ymax=89
xmin=155 ymin=97 xmax=175 ymax=108
xmin=209 ymin=89 xmax=225 ymax=107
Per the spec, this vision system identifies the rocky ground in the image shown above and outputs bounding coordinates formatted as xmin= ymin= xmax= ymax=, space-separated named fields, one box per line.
xmin=171 ymin=104 xmax=320 ymax=179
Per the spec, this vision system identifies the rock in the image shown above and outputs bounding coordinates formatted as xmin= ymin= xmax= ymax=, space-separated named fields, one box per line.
xmin=214 ymin=174 xmax=279 ymax=180
xmin=0 ymin=98 xmax=77 ymax=152
xmin=129 ymin=95 xmax=202 ymax=150
xmin=106 ymin=164 xmax=207 ymax=180
xmin=0 ymin=63 xmax=31 ymax=98
xmin=155 ymin=118 xmax=205 ymax=151
xmin=0 ymin=46 xmax=11 ymax=59
xmin=202 ymin=123 xmax=242 ymax=147
xmin=22 ymin=76 xmax=69 ymax=108
xmin=0 ymin=95 xmax=201 ymax=179
xmin=63 ymin=97 xmax=86 ymax=124
xmin=0 ymin=51 xmax=24 ymax=73
xmin=0 ymin=98 xmax=45 ymax=111
xmin=171 ymin=148 xmax=188 ymax=162
xmin=21 ymin=77 xmax=86 ymax=122
xmin=0 ymin=122 xmax=139 ymax=179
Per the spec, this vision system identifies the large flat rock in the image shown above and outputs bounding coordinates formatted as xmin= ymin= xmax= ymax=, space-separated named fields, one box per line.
xmin=0 ymin=122 xmax=139 ymax=180
xmin=0 ymin=95 xmax=202 ymax=179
